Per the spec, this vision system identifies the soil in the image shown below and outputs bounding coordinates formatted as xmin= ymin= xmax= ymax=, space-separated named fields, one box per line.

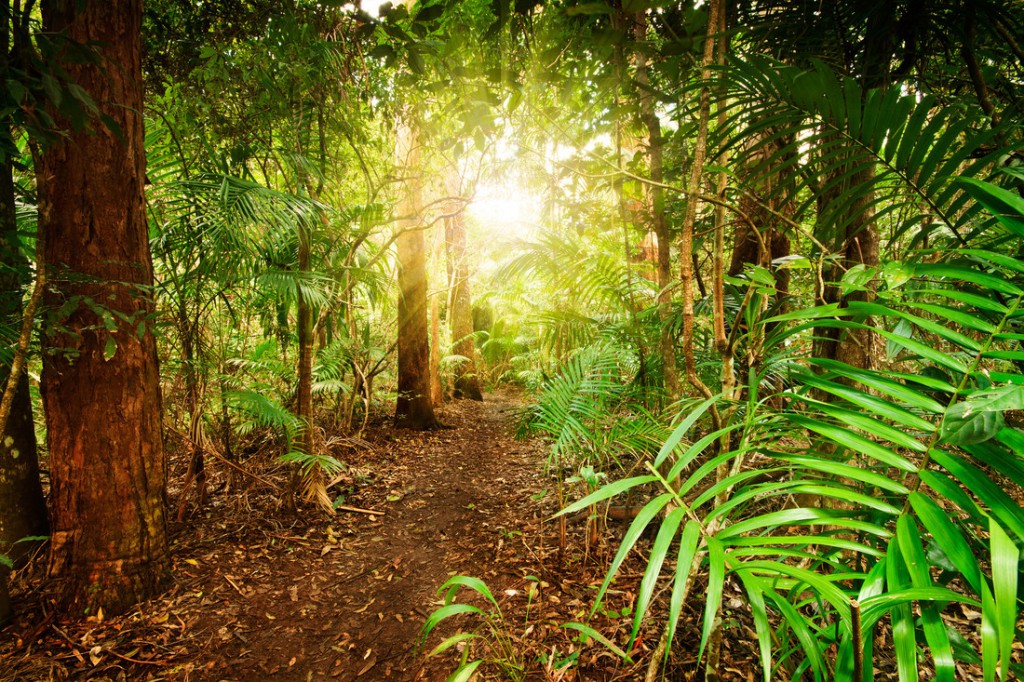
xmin=0 ymin=390 xmax=664 ymax=682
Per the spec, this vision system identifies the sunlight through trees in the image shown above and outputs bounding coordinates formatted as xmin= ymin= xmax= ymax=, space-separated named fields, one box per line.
xmin=0 ymin=0 xmax=1023 ymax=679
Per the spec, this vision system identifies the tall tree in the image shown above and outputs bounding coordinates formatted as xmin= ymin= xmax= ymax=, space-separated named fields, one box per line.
xmin=394 ymin=112 xmax=440 ymax=429
xmin=444 ymin=171 xmax=483 ymax=402
xmin=0 ymin=2 xmax=47 ymax=581
xmin=631 ymin=10 xmax=678 ymax=398
xmin=38 ymin=0 xmax=169 ymax=614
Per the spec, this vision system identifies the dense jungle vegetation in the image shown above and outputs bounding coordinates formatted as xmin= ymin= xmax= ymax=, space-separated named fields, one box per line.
xmin=2 ymin=0 xmax=1024 ymax=679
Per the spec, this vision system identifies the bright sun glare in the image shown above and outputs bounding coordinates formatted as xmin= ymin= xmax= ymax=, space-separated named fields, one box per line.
xmin=466 ymin=181 xmax=541 ymax=242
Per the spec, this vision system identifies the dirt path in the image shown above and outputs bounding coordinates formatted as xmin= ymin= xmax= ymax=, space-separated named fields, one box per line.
xmin=1 ymin=390 xmax=567 ymax=681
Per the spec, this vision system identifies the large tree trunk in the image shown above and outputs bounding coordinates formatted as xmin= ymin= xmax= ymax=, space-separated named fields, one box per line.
xmin=394 ymin=114 xmax=440 ymax=429
xmin=444 ymin=175 xmax=483 ymax=402
xmin=38 ymin=0 xmax=169 ymax=615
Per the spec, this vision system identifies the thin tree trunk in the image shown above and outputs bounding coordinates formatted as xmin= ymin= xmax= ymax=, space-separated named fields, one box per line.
xmin=38 ymin=0 xmax=169 ymax=615
xmin=429 ymin=222 xmax=444 ymax=406
xmin=0 ymin=156 xmax=48 ymax=564
xmin=0 ymin=3 xmax=47 ymax=572
xmin=632 ymin=12 xmax=679 ymax=399
xmin=444 ymin=172 xmax=483 ymax=401
xmin=394 ymin=112 xmax=440 ymax=428
xmin=679 ymin=0 xmax=723 ymax=405
xmin=296 ymin=223 xmax=314 ymax=452
xmin=813 ymin=161 xmax=879 ymax=369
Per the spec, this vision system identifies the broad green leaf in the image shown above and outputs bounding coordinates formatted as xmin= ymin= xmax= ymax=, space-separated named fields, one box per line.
xmin=554 ymin=475 xmax=657 ymax=518
xmin=562 ymin=622 xmax=632 ymax=661
xmin=698 ymin=537 xmax=726 ymax=663
xmin=667 ymin=521 xmax=701 ymax=653
xmin=421 ymin=603 xmax=485 ymax=641
xmin=590 ymin=494 xmax=673 ymax=616
xmin=787 ymin=414 xmax=916 ymax=472
xmin=441 ymin=575 xmax=499 ymax=609
xmin=990 ymin=519 xmax=1018 ymax=682
xmin=942 ymin=402 xmax=1005 ymax=446
xmin=444 ymin=660 xmax=483 ymax=682
xmin=896 ymin=516 xmax=955 ymax=682
xmin=909 ymin=492 xmax=982 ymax=594
xmin=629 ymin=507 xmax=686 ymax=649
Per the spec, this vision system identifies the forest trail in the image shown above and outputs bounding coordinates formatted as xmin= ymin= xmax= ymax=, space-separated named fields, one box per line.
xmin=1 ymin=390 xmax=565 ymax=682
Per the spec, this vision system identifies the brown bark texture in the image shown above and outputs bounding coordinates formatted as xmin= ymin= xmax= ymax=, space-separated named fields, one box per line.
xmin=444 ymin=186 xmax=483 ymax=402
xmin=296 ymin=224 xmax=314 ymax=453
xmin=38 ymin=0 xmax=169 ymax=614
xmin=0 ymin=158 xmax=48 ymax=563
xmin=729 ymin=132 xmax=793 ymax=302
xmin=429 ymin=223 xmax=444 ymax=406
xmin=394 ymin=116 xmax=440 ymax=429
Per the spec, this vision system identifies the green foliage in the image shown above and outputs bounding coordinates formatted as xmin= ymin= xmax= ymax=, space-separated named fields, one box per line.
xmin=565 ymin=178 xmax=1024 ymax=680
xmin=706 ymin=56 xmax=1006 ymax=248
xmin=517 ymin=342 xmax=667 ymax=471
xmin=420 ymin=575 xmax=534 ymax=682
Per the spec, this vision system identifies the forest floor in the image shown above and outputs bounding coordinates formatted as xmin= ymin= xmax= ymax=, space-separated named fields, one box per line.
xmin=0 ymin=389 xmax=716 ymax=682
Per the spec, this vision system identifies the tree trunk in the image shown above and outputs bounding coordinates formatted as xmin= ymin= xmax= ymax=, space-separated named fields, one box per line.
xmin=0 ymin=156 xmax=48 ymax=562
xmin=0 ymin=8 xmax=47 ymax=618
xmin=394 ymin=113 xmax=440 ymax=428
xmin=429 ymin=223 xmax=444 ymax=406
xmin=444 ymin=175 xmax=483 ymax=402
xmin=632 ymin=12 xmax=679 ymax=399
xmin=296 ymin=223 xmax=314 ymax=452
xmin=813 ymin=159 xmax=879 ymax=369
xmin=38 ymin=0 xmax=169 ymax=615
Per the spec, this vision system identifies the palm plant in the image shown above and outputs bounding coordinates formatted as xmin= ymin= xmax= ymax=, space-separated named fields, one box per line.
xmin=560 ymin=175 xmax=1024 ymax=680
xmin=549 ymin=42 xmax=1024 ymax=678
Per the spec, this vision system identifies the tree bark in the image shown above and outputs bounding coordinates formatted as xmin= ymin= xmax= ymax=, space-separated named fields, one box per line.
xmin=0 ymin=156 xmax=47 ymax=564
xmin=296 ymin=222 xmax=314 ymax=451
xmin=632 ymin=12 xmax=679 ymax=399
xmin=394 ymin=113 xmax=440 ymax=428
xmin=429 ymin=222 xmax=444 ymax=406
xmin=38 ymin=0 xmax=169 ymax=615
xmin=444 ymin=174 xmax=483 ymax=402
xmin=679 ymin=0 xmax=724 ymax=403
